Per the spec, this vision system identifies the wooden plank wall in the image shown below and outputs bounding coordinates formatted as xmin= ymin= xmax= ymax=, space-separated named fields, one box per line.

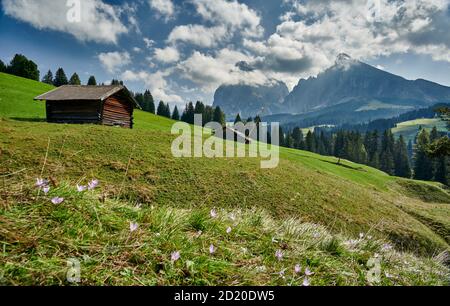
xmin=46 ymin=100 xmax=101 ymax=124
xmin=102 ymin=94 xmax=133 ymax=128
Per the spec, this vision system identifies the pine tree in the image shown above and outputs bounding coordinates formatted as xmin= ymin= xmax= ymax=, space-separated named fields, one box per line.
xmin=157 ymin=101 xmax=166 ymax=117
xmin=434 ymin=157 xmax=448 ymax=186
xmin=278 ymin=126 xmax=285 ymax=147
xmin=394 ymin=135 xmax=412 ymax=178
xmin=334 ymin=131 xmax=346 ymax=164
xmin=185 ymin=102 xmax=195 ymax=124
xmin=407 ymin=139 xmax=414 ymax=161
xmin=430 ymin=126 xmax=440 ymax=143
xmin=144 ymin=90 xmax=155 ymax=114
xmin=135 ymin=93 xmax=144 ymax=110
xmin=87 ymin=76 xmax=97 ymax=86
xmin=213 ymin=107 xmax=225 ymax=125
xmin=379 ymin=130 xmax=395 ymax=175
xmin=0 ymin=59 xmax=5 ymax=72
xmin=291 ymin=127 xmax=304 ymax=149
xmin=172 ymin=106 xmax=180 ymax=121
xmin=53 ymin=68 xmax=68 ymax=87
xmin=165 ymin=103 xmax=172 ymax=118
xmin=194 ymin=101 xmax=205 ymax=115
xmin=234 ymin=114 xmax=242 ymax=124
xmin=305 ymin=131 xmax=315 ymax=152
xmin=429 ymin=126 xmax=440 ymax=178
xmin=111 ymin=79 xmax=123 ymax=85
xmin=365 ymin=130 xmax=380 ymax=168
xmin=203 ymin=106 xmax=214 ymax=124
xmin=42 ymin=70 xmax=53 ymax=85
xmin=69 ymin=73 xmax=81 ymax=85
xmin=414 ymin=129 xmax=434 ymax=181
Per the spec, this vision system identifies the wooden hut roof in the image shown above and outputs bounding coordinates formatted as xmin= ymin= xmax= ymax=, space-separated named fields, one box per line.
xmin=34 ymin=85 xmax=141 ymax=109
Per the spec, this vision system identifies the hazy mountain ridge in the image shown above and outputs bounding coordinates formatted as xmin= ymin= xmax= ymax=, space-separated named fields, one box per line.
xmin=212 ymin=81 xmax=289 ymax=119
xmin=214 ymin=54 xmax=450 ymax=125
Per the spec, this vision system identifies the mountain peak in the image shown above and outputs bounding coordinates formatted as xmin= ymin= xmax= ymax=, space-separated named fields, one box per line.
xmin=334 ymin=53 xmax=359 ymax=70
xmin=335 ymin=53 xmax=352 ymax=64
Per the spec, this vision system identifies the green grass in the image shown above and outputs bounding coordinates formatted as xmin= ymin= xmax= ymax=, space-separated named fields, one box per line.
xmin=392 ymin=118 xmax=448 ymax=142
xmin=1 ymin=185 xmax=448 ymax=285
xmin=0 ymin=72 xmax=53 ymax=119
xmin=1 ymin=72 xmax=449 ymax=286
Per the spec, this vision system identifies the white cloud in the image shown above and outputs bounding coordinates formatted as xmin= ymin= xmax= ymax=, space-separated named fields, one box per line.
xmin=2 ymin=0 xmax=128 ymax=44
xmin=154 ymin=46 xmax=180 ymax=63
xmin=122 ymin=70 xmax=183 ymax=104
xmin=177 ymin=48 xmax=270 ymax=93
xmin=149 ymin=0 xmax=175 ymax=21
xmin=133 ymin=47 xmax=142 ymax=53
xmin=98 ymin=51 xmax=131 ymax=73
xmin=192 ymin=0 xmax=264 ymax=38
xmin=239 ymin=0 xmax=450 ymax=89
xmin=168 ymin=24 xmax=228 ymax=48
xmin=143 ymin=38 xmax=156 ymax=48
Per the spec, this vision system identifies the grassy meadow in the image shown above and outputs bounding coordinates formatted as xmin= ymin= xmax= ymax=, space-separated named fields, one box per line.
xmin=392 ymin=118 xmax=448 ymax=143
xmin=0 ymin=72 xmax=449 ymax=285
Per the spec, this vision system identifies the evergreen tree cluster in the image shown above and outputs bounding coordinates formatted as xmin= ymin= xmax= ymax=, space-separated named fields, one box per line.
xmin=180 ymin=102 xmax=225 ymax=126
xmin=414 ymin=127 xmax=449 ymax=185
xmin=41 ymin=67 xmax=97 ymax=87
xmin=2 ymin=54 xmax=40 ymax=81
xmin=157 ymin=101 xmax=172 ymax=118
xmin=134 ymin=90 xmax=155 ymax=114
xmin=279 ymin=127 xmax=413 ymax=179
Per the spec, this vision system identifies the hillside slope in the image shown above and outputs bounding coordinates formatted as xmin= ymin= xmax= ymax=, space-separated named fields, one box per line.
xmin=0 ymin=73 xmax=449 ymax=285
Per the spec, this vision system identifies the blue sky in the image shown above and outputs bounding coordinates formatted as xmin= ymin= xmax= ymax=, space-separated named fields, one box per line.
xmin=1 ymin=0 xmax=450 ymax=109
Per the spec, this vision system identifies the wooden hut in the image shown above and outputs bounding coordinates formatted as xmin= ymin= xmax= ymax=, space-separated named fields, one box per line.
xmin=34 ymin=85 xmax=141 ymax=129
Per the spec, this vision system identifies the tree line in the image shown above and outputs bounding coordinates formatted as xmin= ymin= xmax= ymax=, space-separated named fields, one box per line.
xmin=276 ymin=125 xmax=448 ymax=185
xmin=132 ymin=90 xmax=226 ymax=126
xmin=0 ymin=54 xmax=100 ymax=87
xmin=1 ymin=54 xmax=40 ymax=81
xmin=42 ymin=68 xmax=98 ymax=87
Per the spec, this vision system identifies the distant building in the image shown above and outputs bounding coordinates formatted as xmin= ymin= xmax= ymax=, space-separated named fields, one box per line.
xmin=34 ymin=85 xmax=141 ymax=129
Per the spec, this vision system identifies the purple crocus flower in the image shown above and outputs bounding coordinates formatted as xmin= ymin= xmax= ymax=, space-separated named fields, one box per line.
xmin=130 ymin=222 xmax=139 ymax=232
xmin=76 ymin=185 xmax=87 ymax=192
xmin=88 ymin=179 xmax=99 ymax=190
xmin=35 ymin=178 xmax=48 ymax=188
xmin=51 ymin=197 xmax=64 ymax=205
xmin=305 ymin=267 xmax=314 ymax=276
xmin=294 ymin=264 xmax=302 ymax=274
xmin=171 ymin=251 xmax=180 ymax=262
xmin=209 ymin=244 xmax=216 ymax=254
xmin=275 ymin=250 xmax=283 ymax=261
xmin=210 ymin=209 xmax=217 ymax=219
xmin=303 ymin=277 xmax=310 ymax=287
xmin=42 ymin=186 xmax=50 ymax=194
xmin=226 ymin=227 xmax=232 ymax=234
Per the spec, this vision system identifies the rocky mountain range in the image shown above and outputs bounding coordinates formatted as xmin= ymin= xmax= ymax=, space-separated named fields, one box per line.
xmin=213 ymin=54 xmax=450 ymax=126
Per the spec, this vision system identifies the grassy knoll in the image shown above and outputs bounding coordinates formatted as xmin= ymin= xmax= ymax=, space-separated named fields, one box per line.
xmin=0 ymin=73 xmax=449 ymax=285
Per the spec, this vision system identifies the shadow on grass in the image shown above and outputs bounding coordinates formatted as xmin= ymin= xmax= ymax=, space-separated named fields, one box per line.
xmin=321 ymin=160 xmax=367 ymax=172
xmin=287 ymin=150 xmax=367 ymax=172
xmin=10 ymin=117 xmax=46 ymax=123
